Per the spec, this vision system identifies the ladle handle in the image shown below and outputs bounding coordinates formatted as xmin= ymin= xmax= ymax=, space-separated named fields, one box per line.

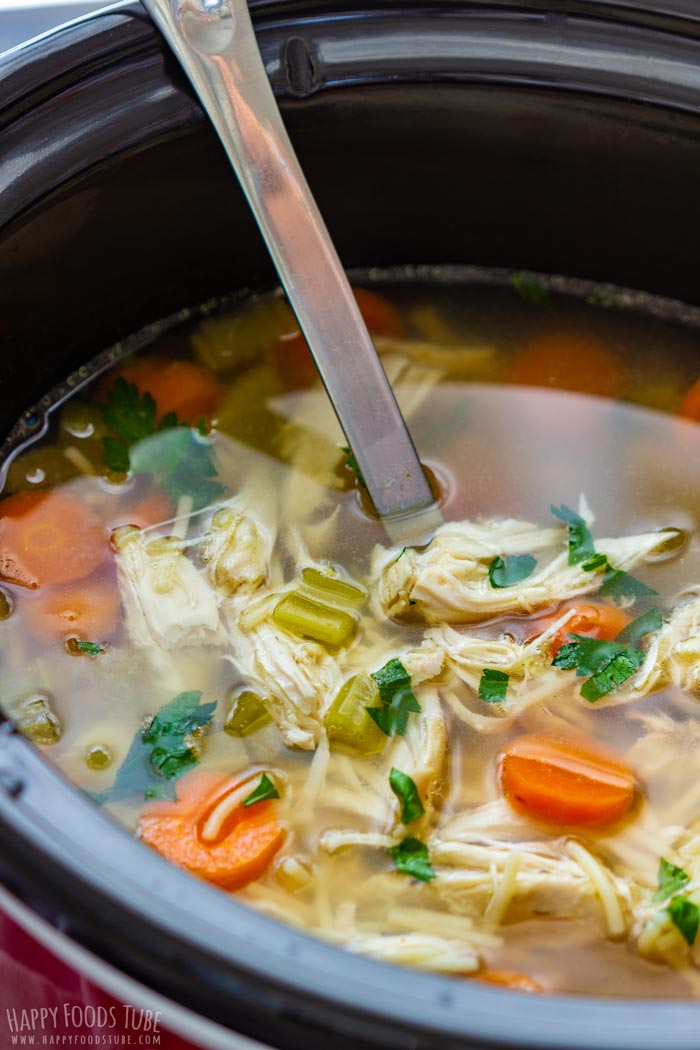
xmin=142 ymin=0 xmax=441 ymax=532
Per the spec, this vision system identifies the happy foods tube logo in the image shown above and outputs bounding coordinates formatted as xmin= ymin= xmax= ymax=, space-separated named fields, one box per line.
xmin=4 ymin=1005 xmax=163 ymax=1045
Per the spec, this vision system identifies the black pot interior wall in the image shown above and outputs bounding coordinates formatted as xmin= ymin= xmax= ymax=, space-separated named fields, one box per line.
xmin=1 ymin=76 xmax=700 ymax=443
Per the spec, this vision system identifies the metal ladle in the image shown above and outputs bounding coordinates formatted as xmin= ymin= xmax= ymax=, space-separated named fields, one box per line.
xmin=141 ymin=0 xmax=444 ymax=546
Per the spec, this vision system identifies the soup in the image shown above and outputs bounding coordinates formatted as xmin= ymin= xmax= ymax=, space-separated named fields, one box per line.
xmin=3 ymin=272 xmax=700 ymax=998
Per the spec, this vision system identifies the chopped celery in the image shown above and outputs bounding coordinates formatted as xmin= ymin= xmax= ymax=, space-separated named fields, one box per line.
xmin=273 ymin=592 xmax=357 ymax=647
xmin=13 ymin=693 xmax=62 ymax=746
xmin=0 ymin=589 xmax=12 ymax=620
xmin=301 ymin=567 xmax=366 ymax=607
xmin=324 ymin=674 xmax=385 ymax=754
xmin=85 ymin=744 xmax=113 ymax=770
xmin=225 ymin=690 xmax=272 ymax=737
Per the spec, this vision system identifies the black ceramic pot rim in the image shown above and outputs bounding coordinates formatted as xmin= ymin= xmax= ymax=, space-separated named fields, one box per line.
xmin=2 ymin=4 xmax=700 ymax=1049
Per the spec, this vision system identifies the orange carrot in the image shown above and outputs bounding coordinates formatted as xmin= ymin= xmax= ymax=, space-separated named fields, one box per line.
xmin=475 ymin=970 xmax=544 ymax=994
xmin=678 ymin=378 xmax=700 ymax=422
xmin=107 ymin=489 xmax=173 ymax=532
xmin=105 ymin=357 xmax=221 ymax=425
xmin=138 ymin=769 xmax=285 ymax=890
xmin=0 ymin=491 xmax=108 ymax=589
xmin=274 ymin=287 xmax=405 ymax=389
xmin=527 ymin=600 xmax=632 ymax=656
xmin=499 ymin=733 xmax=636 ymax=827
xmin=508 ymin=333 xmax=625 ymax=398
xmin=23 ymin=576 xmax=120 ymax=642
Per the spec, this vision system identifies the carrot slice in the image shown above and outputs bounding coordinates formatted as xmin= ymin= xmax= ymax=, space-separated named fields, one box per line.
xmin=678 ymin=378 xmax=700 ymax=422
xmin=0 ymin=491 xmax=108 ymax=589
xmin=105 ymin=357 xmax=221 ymax=425
xmin=508 ymin=333 xmax=625 ymax=398
xmin=138 ymin=770 xmax=285 ymax=890
xmin=499 ymin=733 xmax=636 ymax=827
xmin=23 ymin=576 xmax=120 ymax=642
xmin=274 ymin=287 xmax=405 ymax=389
xmin=527 ymin=600 xmax=632 ymax=656
xmin=475 ymin=970 xmax=544 ymax=994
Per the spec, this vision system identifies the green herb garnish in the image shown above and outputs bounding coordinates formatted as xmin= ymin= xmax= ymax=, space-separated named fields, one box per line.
xmin=599 ymin=565 xmax=657 ymax=599
xmin=72 ymin=640 xmax=105 ymax=657
xmin=100 ymin=377 xmax=224 ymax=511
xmin=668 ymin=897 xmax=700 ymax=946
xmin=478 ymin=669 xmax=510 ymax=703
xmin=655 ymin=858 xmax=691 ymax=902
xmin=243 ymin=773 xmax=280 ymax=807
xmin=388 ymin=836 xmax=435 ymax=882
xmin=340 ymin=445 xmax=366 ymax=488
xmin=581 ymin=552 xmax=608 ymax=572
xmin=550 ymin=503 xmax=596 ymax=565
xmin=510 ymin=273 xmax=550 ymax=306
xmin=389 ymin=768 xmax=425 ymax=824
xmin=488 ymin=554 xmax=536 ymax=588
xmin=91 ymin=690 xmax=216 ymax=804
xmin=553 ymin=634 xmax=644 ymax=702
xmin=616 ymin=608 xmax=664 ymax=647
xmin=367 ymin=658 xmax=421 ymax=737
xmin=395 ymin=547 xmax=407 ymax=563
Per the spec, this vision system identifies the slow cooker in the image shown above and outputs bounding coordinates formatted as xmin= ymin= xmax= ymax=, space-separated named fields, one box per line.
xmin=3 ymin=1 xmax=700 ymax=1046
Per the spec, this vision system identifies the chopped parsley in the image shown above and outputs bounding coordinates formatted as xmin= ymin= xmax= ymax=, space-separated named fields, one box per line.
xmin=510 ymin=273 xmax=550 ymax=306
xmin=616 ymin=608 xmax=664 ymax=647
xmin=478 ymin=669 xmax=509 ymax=703
xmin=367 ymin=658 xmax=421 ymax=737
xmin=655 ymin=858 xmax=690 ymax=902
xmin=581 ymin=552 xmax=608 ymax=572
xmin=68 ymin=639 xmax=105 ymax=657
xmin=553 ymin=634 xmax=644 ymax=702
xmin=488 ymin=554 xmax=537 ymax=588
xmin=389 ymin=768 xmax=425 ymax=824
xmin=100 ymin=377 xmax=224 ymax=511
xmin=243 ymin=773 xmax=280 ymax=807
xmin=388 ymin=836 xmax=435 ymax=882
xmin=668 ymin=897 xmax=700 ymax=947
xmin=395 ymin=547 xmax=407 ymax=563
xmin=599 ymin=564 xmax=657 ymax=599
xmin=90 ymin=690 xmax=216 ymax=804
xmin=340 ymin=445 xmax=366 ymax=488
xmin=550 ymin=503 xmax=596 ymax=565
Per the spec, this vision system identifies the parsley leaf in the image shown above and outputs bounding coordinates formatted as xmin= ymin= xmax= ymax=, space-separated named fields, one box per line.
xmin=91 ymin=691 xmax=216 ymax=804
xmin=510 ymin=273 xmax=550 ymax=306
xmin=655 ymin=858 xmax=690 ymax=902
xmin=668 ymin=897 xmax=700 ymax=946
xmin=488 ymin=554 xmax=536 ymax=588
xmin=100 ymin=377 xmax=224 ymax=511
xmin=340 ymin=445 xmax=366 ymax=488
xmin=599 ymin=566 xmax=657 ymax=599
xmin=550 ymin=503 xmax=596 ymax=565
xmin=243 ymin=773 xmax=280 ymax=807
xmin=395 ymin=547 xmax=407 ymax=563
xmin=616 ymin=608 xmax=664 ymax=647
xmin=581 ymin=552 xmax=608 ymax=572
xmin=389 ymin=768 xmax=425 ymax=824
xmin=367 ymin=658 xmax=421 ymax=737
xmin=479 ymin=669 xmax=509 ymax=703
xmin=388 ymin=836 xmax=435 ymax=882
xmin=72 ymin=640 xmax=105 ymax=657
xmin=553 ymin=633 xmax=644 ymax=702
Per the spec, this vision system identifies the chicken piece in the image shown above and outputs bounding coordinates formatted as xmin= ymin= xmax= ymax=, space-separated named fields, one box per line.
xmin=113 ymin=526 xmax=224 ymax=652
xmin=373 ymin=518 xmax=679 ymax=624
xmin=335 ymin=932 xmax=481 ymax=974
xmin=227 ymin=620 xmax=341 ymax=750
xmin=200 ymin=506 xmax=271 ymax=597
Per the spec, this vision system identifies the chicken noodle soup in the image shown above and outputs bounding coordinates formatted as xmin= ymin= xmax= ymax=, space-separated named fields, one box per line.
xmin=4 ymin=272 xmax=700 ymax=997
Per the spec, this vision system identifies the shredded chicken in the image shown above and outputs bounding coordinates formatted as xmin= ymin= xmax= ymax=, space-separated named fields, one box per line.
xmin=373 ymin=517 xmax=679 ymax=624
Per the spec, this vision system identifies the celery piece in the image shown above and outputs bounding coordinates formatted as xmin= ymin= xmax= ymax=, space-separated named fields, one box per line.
xmin=225 ymin=691 xmax=272 ymax=737
xmin=273 ymin=592 xmax=357 ymax=647
xmin=13 ymin=693 xmax=62 ymax=746
xmin=301 ymin=567 xmax=366 ymax=607
xmin=324 ymin=674 xmax=385 ymax=755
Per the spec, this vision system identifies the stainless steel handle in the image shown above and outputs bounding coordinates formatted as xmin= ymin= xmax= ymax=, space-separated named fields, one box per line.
xmin=141 ymin=0 xmax=442 ymax=539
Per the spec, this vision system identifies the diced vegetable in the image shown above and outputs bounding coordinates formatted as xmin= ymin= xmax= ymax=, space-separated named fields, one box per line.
xmin=528 ymin=600 xmax=632 ymax=655
xmin=24 ymin=578 xmax=120 ymax=643
xmin=475 ymin=970 xmax=544 ymax=993
xmin=324 ymin=674 xmax=385 ymax=755
xmin=272 ymin=591 xmax=357 ymax=647
xmin=678 ymin=378 xmax=700 ymax=422
xmin=225 ymin=690 xmax=272 ymax=737
xmin=85 ymin=744 xmax=113 ymax=770
xmin=0 ymin=588 xmax=12 ymax=620
xmin=300 ymin=567 xmax=366 ymax=607
xmin=192 ymin=297 xmax=297 ymax=374
xmin=498 ymin=733 xmax=636 ymax=827
xmin=12 ymin=693 xmax=62 ymax=746
xmin=103 ymin=357 xmax=221 ymax=425
xmin=0 ymin=491 xmax=108 ymax=589
xmin=138 ymin=769 xmax=284 ymax=889
xmin=508 ymin=333 xmax=625 ymax=397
